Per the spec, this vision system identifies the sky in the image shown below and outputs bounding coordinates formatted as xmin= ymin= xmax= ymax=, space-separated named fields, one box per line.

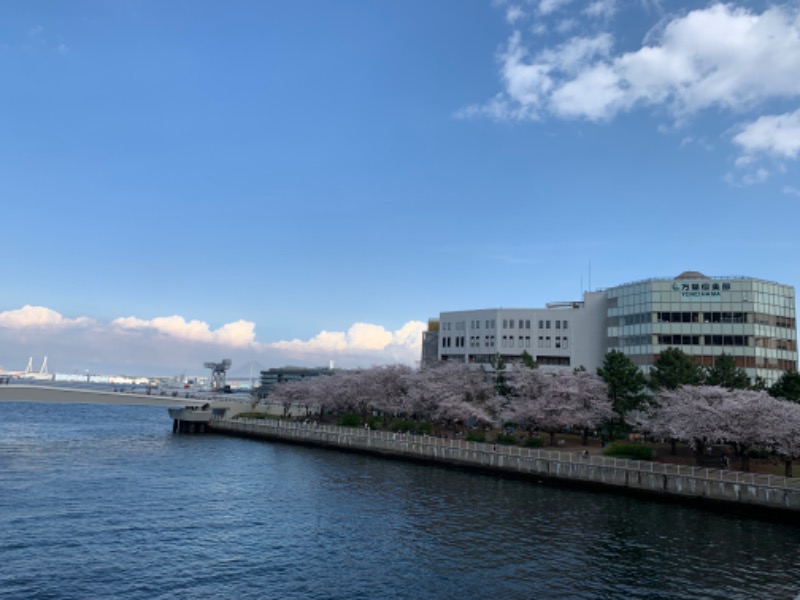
xmin=2 ymin=0 xmax=800 ymax=377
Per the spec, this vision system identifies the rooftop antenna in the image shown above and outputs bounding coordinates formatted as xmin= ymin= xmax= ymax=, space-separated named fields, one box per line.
xmin=203 ymin=359 xmax=232 ymax=391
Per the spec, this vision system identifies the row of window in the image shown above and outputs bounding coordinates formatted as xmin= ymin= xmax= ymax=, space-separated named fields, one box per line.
xmin=623 ymin=353 xmax=797 ymax=372
xmin=443 ymin=319 xmax=571 ymax=331
xmin=656 ymin=335 xmax=749 ymax=347
xmin=608 ymin=312 xmax=796 ymax=328
xmin=442 ymin=335 xmax=569 ymax=350
xmin=611 ymin=335 xmax=796 ymax=350
xmin=539 ymin=336 xmax=569 ymax=349
xmin=441 ymin=336 xmax=463 ymax=348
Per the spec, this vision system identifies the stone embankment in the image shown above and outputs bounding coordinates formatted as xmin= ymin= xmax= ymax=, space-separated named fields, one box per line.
xmin=210 ymin=418 xmax=800 ymax=520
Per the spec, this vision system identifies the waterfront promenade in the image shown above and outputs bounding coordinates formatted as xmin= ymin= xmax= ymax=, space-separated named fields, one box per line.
xmin=212 ymin=417 xmax=800 ymax=519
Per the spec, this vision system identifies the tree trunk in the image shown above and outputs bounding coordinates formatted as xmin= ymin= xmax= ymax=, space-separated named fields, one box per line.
xmin=785 ymin=458 xmax=793 ymax=478
xmin=694 ymin=439 xmax=706 ymax=467
xmin=670 ymin=439 xmax=677 ymax=455
xmin=740 ymin=445 xmax=750 ymax=472
xmin=549 ymin=430 xmax=556 ymax=447
xmin=582 ymin=428 xmax=589 ymax=446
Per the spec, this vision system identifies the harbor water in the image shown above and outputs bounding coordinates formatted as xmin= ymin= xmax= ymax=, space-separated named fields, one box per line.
xmin=1 ymin=402 xmax=799 ymax=599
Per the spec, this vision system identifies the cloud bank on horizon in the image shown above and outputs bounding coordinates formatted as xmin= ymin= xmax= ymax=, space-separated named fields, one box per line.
xmin=0 ymin=306 xmax=426 ymax=376
xmin=459 ymin=1 xmax=800 ymax=186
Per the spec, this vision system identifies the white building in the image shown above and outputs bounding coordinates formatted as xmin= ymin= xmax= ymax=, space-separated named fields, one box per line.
xmin=429 ymin=272 xmax=798 ymax=385
xmin=437 ymin=291 xmax=607 ymax=371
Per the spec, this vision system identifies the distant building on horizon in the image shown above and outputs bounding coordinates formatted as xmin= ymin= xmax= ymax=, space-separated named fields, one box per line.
xmin=425 ymin=271 xmax=798 ymax=386
xmin=258 ymin=366 xmax=336 ymax=398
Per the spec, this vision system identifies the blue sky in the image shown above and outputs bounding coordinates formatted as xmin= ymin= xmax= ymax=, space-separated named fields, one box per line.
xmin=1 ymin=0 xmax=799 ymax=377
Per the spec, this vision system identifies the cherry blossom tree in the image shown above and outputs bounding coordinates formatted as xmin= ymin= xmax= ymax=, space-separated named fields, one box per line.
xmin=364 ymin=365 xmax=414 ymax=423
xmin=506 ymin=368 xmax=612 ymax=446
xmin=406 ymin=362 xmax=497 ymax=430
xmin=267 ymin=379 xmax=311 ymax=417
xmin=761 ymin=397 xmax=800 ymax=477
xmin=640 ymin=386 xmax=735 ymax=466
xmin=638 ymin=385 xmax=800 ymax=470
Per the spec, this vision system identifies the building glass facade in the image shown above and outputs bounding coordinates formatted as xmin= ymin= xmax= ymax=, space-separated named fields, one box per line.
xmin=607 ymin=272 xmax=796 ymax=385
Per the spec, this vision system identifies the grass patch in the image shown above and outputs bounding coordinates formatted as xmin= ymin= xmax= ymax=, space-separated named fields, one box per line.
xmin=603 ymin=442 xmax=655 ymax=461
xmin=495 ymin=433 xmax=518 ymax=445
xmin=523 ymin=437 xmax=544 ymax=448
xmin=234 ymin=412 xmax=276 ymax=420
xmin=339 ymin=414 xmax=361 ymax=428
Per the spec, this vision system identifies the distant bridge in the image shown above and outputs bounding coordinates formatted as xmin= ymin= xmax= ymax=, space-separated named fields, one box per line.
xmin=0 ymin=384 xmax=209 ymax=408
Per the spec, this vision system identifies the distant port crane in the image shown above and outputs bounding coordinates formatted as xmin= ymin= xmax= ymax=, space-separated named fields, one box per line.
xmin=204 ymin=359 xmax=232 ymax=391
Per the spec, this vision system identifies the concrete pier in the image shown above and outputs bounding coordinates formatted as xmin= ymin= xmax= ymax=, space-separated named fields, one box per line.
xmin=210 ymin=418 xmax=800 ymax=521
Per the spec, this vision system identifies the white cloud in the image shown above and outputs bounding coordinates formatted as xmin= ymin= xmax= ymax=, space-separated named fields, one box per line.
xmin=0 ymin=305 xmax=93 ymax=329
xmin=723 ymin=166 xmax=771 ymax=187
xmin=783 ymin=185 xmax=800 ymax=197
xmin=733 ymin=109 xmax=800 ymax=162
xmin=464 ymin=4 xmax=800 ymax=122
xmin=555 ymin=18 xmax=578 ymax=34
xmin=0 ymin=305 xmax=427 ymax=374
xmin=585 ymin=0 xmax=617 ymax=20
xmin=459 ymin=2 xmax=800 ymax=182
xmin=538 ymin=0 xmax=574 ymax=16
xmin=506 ymin=5 xmax=524 ymax=24
xmin=270 ymin=320 xmax=425 ymax=358
xmin=531 ymin=22 xmax=547 ymax=36
xmin=112 ymin=315 xmax=257 ymax=347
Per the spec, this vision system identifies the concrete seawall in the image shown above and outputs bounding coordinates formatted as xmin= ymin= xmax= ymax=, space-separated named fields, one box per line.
xmin=210 ymin=418 xmax=800 ymax=520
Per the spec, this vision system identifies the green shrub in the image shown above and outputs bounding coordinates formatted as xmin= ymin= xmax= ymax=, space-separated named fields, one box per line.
xmin=390 ymin=420 xmax=416 ymax=433
xmin=416 ymin=422 xmax=433 ymax=435
xmin=339 ymin=414 xmax=361 ymax=428
xmin=603 ymin=442 xmax=654 ymax=461
xmin=495 ymin=433 xmax=518 ymax=445
xmin=747 ymin=448 xmax=770 ymax=460
xmin=234 ymin=412 xmax=274 ymax=420
xmin=524 ymin=437 xmax=544 ymax=448
xmin=466 ymin=432 xmax=486 ymax=443
xmin=367 ymin=416 xmax=383 ymax=430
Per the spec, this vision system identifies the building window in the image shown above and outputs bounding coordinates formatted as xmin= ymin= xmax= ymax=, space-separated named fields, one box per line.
xmin=546 ymin=320 xmax=551 ymax=329
xmin=556 ymin=321 xmax=561 ymax=329
xmin=555 ymin=336 xmax=561 ymax=349
xmin=563 ymin=321 xmax=568 ymax=329
xmin=538 ymin=336 xmax=544 ymax=348
xmin=546 ymin=336 xmax=551 ymax=348
xmin=539 ymin=320 xmax=543 ymax=329
xmin=563 ymin=337 xmax=568 ymax=349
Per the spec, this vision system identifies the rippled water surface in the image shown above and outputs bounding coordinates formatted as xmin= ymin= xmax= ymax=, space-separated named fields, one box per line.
xmin=2 ymin=402 xmax=799 ymax=599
